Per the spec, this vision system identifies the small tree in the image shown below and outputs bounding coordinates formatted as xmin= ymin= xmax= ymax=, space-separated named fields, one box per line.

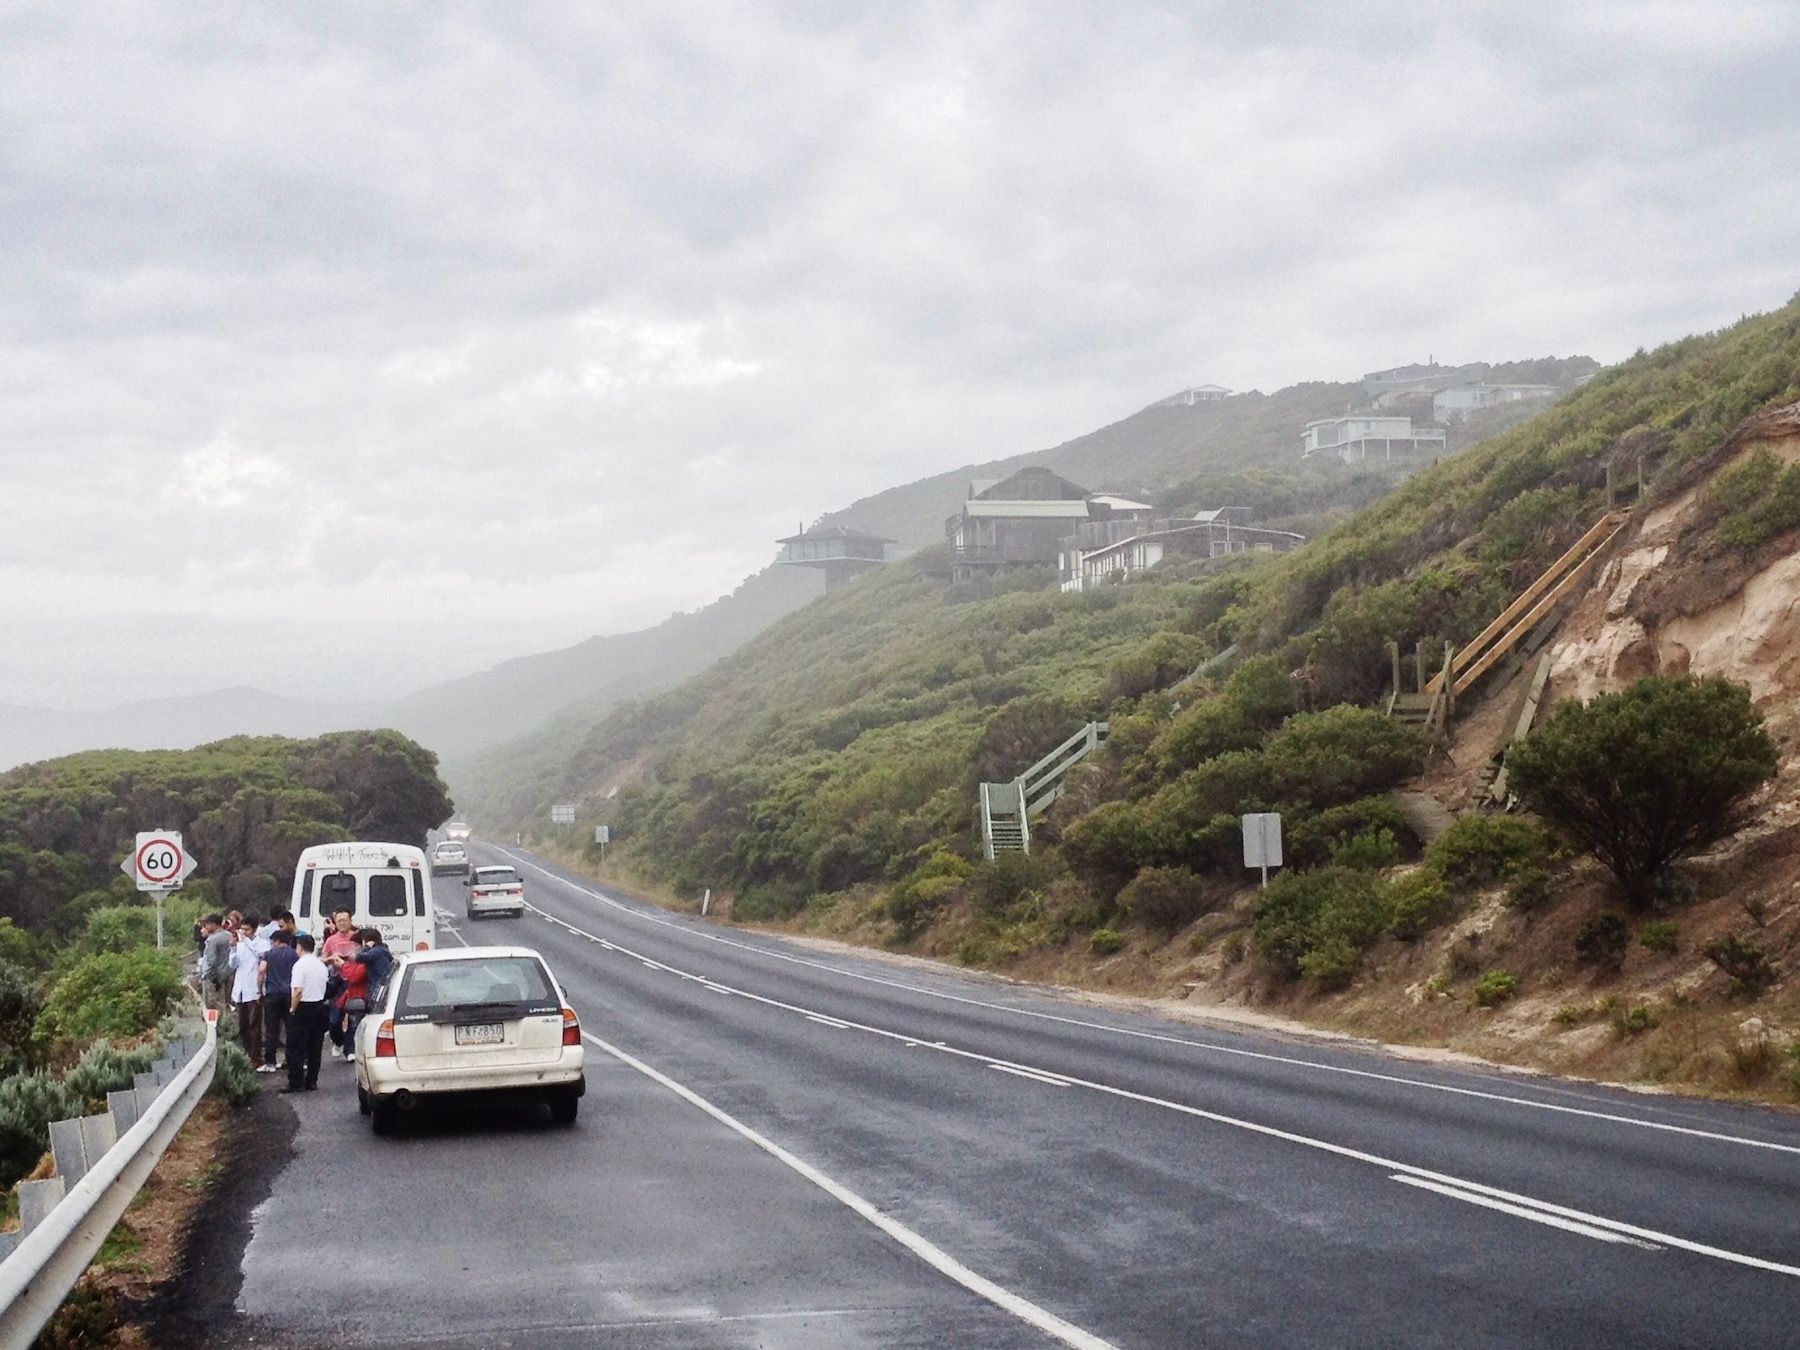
xmin=1509 ymin=675 xmax=1776 ymax=906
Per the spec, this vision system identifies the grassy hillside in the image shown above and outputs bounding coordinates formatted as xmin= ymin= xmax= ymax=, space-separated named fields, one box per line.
xmin=506 ymin=294 xmax=1799 ymax=911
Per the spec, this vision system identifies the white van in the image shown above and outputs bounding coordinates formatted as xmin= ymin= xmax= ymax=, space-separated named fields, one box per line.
xmin=290 ymin=842 xmax=436 ymax=953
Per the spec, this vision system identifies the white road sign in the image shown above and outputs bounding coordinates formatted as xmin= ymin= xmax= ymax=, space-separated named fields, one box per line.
xmin=1241 ymin=812 xmax=1283 ymax=882
xmin=123 ymin=830 xmax=198 ymax=892
xmin=551 ymin=804 xmax=576 ymax=825
xmin=593 ymin=825 xmax=610 ymax=844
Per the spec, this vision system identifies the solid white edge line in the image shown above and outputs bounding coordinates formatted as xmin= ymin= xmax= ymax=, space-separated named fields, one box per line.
xmin=487 ymin=874 xmax=1800 ymax=1281
xmin=580 ymin=1027 xmax=1115 ymax=1350
xmin=1390 ymin=1175 xmax=1662 ymax=1250
xmin=487 ymin=848 xmax=1800 ymax=1160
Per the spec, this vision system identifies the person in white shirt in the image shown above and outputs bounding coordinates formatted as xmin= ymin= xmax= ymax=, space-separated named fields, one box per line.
xmin=229 ymin=917 xmax=271 ymax=1062
xmin=284 ymin=934 xmax=332 ymax=1093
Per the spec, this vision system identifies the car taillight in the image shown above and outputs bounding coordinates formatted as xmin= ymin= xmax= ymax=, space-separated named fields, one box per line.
xmin=415 ymin=940 xmax=429 ymax=951
xmin=375 ymin=1019 xmax=396 ymax=1058
xmin=561 ymin=1007 xmax=581 ymax=1046
xmin=507 ymin=886 xmax=522 ymax=896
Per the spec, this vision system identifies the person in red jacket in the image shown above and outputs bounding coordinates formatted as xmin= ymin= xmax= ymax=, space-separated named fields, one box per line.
xmin=332 ymin=952 xmax=370 ymax=1063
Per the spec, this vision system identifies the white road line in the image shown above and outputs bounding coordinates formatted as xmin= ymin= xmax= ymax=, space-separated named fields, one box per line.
xmin=491 ymin=878 xmax=1800 ymax=1280
xmin=489 ymin=847 xmax=1800 ymax=1159
xmin=990 ymin=1064 xmax=1072 ymax=1087
xmin=807 ymin=1014 xmax=852 ymax=1029
xmin=580 ymin=1027 xmax=1115 ymax=1350
xmin=1391 ymin=1176 xmax=1663 ymax=1250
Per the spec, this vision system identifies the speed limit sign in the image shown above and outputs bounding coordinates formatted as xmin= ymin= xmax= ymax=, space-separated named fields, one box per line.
xmin=125 ymin=830 xmax=197 ymax=891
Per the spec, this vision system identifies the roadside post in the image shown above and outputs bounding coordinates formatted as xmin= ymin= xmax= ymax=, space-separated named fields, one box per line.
xmin=120 ymin=830 xmax=199 ymax=950
xmin=1241 ymin=812 xmax=1282 ymax=889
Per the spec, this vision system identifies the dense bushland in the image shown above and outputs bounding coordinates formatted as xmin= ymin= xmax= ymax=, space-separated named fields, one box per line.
xmin=510 ymin=294 xmax=1800 ymax=969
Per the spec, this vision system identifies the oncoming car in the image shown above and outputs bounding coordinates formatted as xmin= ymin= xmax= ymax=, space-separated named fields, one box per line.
xmin=429 ymin=839 xmax=469 ymax=876
xmin=466 ymin=864 xmax=525 ymax=919
xmin=355 ymin=946 xmax=586 ymax=1134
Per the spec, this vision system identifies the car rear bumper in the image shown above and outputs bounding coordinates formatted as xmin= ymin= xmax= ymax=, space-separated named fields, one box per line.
xmin=466 ymin=897 xmax=524 ymax=916
xmin=361 ymin=1052 xmax=585 ymax=1100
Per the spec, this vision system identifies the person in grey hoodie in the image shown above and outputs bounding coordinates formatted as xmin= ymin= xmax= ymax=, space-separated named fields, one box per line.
xmin=198 ymin=914 xmax=233 ymax=1016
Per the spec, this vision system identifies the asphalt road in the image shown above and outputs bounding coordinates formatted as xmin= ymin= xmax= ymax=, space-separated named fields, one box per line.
xmin=222 ymin=844 xmax=1800 ymax=1348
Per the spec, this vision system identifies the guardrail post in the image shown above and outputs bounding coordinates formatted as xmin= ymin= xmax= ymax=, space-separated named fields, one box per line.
xmin=107 ymin=1090 xmax=140 ymax=1134
xmin=48 ymin=1121 xmax=88 ymax=1186
xmin=16 ymin=1179 xmax=65 ymax=1236
xmin=79 ymin=1115 xmax=117 ymax=1170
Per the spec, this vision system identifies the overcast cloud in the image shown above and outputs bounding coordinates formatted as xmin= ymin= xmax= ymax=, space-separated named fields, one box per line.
xmin=4 ymin=0 xmax=1797 ymax=708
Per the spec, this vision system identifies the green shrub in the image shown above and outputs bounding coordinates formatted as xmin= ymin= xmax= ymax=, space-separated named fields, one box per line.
xmin=1089 ymin=928 xmax=1125 ymax=955
xmin=1251 ymin=867 xmax=1387 ymax=979
xmin=1509 ymin=675 xmax=1777 ymax=905
xmin=1473 ymin=970 xmax=1519 ymax=1007
xmin=0 ymin=960 xmax=43 ymax=1078
xmin=1702 ymin=933 xmax=1778 ymax=998
xmin=209 ymin=1037 xmax=261 ymax=1107
xmin=1116 ymin=866 xmax=1220 ymax=934
xmin=1100 ymin=631 xmax=1211 ymax=704
xmin=1610 ymin=1004 xmax=1659 ymax=1036
xmin=1573 ymin=913 xmax=1629 ymax=971
xmin=1261 ymin=706 xmax=1428 ymax=810
xmin=1383 ymin=869 xmax=1453 ymax=941
xmin=34 ymin=951 xmax=185 ymax=1055
xmin=966 ymin=851 xmax=1057 ymax=918
xmin=1060 ymin=800 xmax=1162 ymax=898
xmin=1706 ymin=447 xmax=1800 ymax=551
xmin=61 ymin=1039 xmax=165 ymax=1106
xmin=885 ymin=873 xmax=962 ymax=940
xmin=1285 ymin=797 xmax=1409 ymax=870
xmin=1426 ymin=815 xmax=1552 ymax=886
xmin=1331 ymin=828 xmax=1400 ymax=871
xmin=0 ymin=1070 xmax=83 ymax=1189
xmin=1504 ymin=864 xmax=1553 ymax=913
xmin=1297 ymin=935 xmax=1360 ymax=988
xmin=1637 ymin=921 xmax=1680 ymax=956
xmin=732 ymin=884 xmax=809 ymax=923
xmin=0 ymin=918 xmax=39 ymax=970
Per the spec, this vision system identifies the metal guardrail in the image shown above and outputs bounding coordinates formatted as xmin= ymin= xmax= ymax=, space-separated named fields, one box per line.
xmin=0 ymin=1017 xmax=216 ymax=1350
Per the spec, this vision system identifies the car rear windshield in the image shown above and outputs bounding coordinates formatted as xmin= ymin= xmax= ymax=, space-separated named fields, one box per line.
xmin=474 ymin=868 xmax=519 ymax=886
xmin=397 ymin=957 xmax=557 ymax=1016
xmin=435 ymin=843 xmax=464 ymax=855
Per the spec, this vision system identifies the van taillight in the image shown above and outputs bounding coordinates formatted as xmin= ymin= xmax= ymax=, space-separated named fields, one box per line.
xmin=415 ymin=940 xmax=429 ymax=951
xmin=561 ymin=1008 xmax=581 ymax=1047
xmin=375 ymin=1020 xmax=396 ymax=1058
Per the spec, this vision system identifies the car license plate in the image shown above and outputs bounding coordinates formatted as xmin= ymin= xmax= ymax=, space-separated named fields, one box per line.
xmin=455 ymin=1023 xmax=504 ymax=1045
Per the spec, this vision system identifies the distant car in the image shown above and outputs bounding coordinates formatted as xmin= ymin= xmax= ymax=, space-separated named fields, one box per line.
xmin=429 ymin=840 xmax=469 ymax=876
xmin=466 ymin=865 xmax=525 ymax=919
xmin=443 ymin=819 xmax=472 ymax=841
xmin=355 ymin=945 xmax=585 ymax=1134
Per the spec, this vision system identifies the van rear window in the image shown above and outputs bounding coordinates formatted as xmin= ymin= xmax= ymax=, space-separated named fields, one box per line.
xmin=318 ymin=872 xmax=358 ymax=920
xmin=368 ymin=873 xmax=409 ymax=918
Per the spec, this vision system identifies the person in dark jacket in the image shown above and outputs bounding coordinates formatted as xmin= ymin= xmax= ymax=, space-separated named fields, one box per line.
xmin=258 ymin=930 xmax=299 ymax=1073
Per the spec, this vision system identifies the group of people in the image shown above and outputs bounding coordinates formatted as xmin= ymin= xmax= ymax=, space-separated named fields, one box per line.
xmin=196 ymin=906 xmax=394 ymax=1093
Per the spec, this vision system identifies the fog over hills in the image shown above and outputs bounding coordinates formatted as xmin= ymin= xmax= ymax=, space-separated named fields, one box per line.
xmin=8 ymin=364 xmax=1582 ymax=777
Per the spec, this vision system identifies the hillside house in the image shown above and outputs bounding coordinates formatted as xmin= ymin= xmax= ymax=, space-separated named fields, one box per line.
xmin=1432 ymin=382 xmax=1561 ymax=421
xmin=776 ymin=524 xmax=893 ymax=591
xmin=1152 ymin=385 xmax=1233 ymax=406
xmin=1058 ymin=508 xmax=1305 ymax=592
xmin=1301 ymin=415 xmax=1447 ymax=464
xmin=946 ymin=469 xmax=1153 ymax=582
xmin=1361 ymin=360 xmax=1488 ymax=404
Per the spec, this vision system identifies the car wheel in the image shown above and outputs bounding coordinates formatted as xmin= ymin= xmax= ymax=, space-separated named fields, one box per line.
xmin=548 ymin=1089 xmax=579 ymax=1126
xmin=357 ymin=1085 xmax=371 ymax=1116
xmin=371 ymin=1097 xmax=398 ymax=1136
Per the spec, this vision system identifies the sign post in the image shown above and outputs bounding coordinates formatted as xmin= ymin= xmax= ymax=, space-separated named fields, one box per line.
xmin=1240 ymin=812 xmax=1282 ymax=890
xmin=593 ymin=824 xmax=610 ymax=866
xmin=121 ymin=830 xmax=199 ymax=950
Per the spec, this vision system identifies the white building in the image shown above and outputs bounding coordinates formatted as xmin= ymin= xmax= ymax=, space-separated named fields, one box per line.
xmin=1301 ymin=415 xmax=1447 ymax=464
xmin=1432 ymin=382 xmax=1561 ymax=421
xmin=1153 ymin=385 xmax=1233 ymax=407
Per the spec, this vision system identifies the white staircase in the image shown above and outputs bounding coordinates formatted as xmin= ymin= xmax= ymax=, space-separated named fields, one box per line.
xmin=979 ymin=721 xmax=1108 ymax=859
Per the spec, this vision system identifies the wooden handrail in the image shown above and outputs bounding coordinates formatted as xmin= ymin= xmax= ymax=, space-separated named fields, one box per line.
xmin=1427 ymin=512 xmax=1626 ymax=694
xmin=1449 ymin=517 xmax=1629 ymax=697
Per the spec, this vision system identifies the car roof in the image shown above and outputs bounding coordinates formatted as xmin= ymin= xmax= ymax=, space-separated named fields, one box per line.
xmin=472 ymin=864 xmax=516 ymax=873
xmin=401 ymin=945 xmax=546 ymax=965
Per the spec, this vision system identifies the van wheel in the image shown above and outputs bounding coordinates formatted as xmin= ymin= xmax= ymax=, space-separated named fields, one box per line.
xmin=357 ymin=1085 xmax=371 ymax=1116
xmin=371 ymin=1097 xmax=398 ymax=1136
xmin=548 ymin=1089 xmax=579 ymax=1126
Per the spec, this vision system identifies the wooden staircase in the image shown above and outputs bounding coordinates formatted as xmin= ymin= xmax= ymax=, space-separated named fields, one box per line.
xmin=1427 ymin=511 xmax=1630 ymax=702
xmin=980 ymin=721 xmax=1109 ymax=858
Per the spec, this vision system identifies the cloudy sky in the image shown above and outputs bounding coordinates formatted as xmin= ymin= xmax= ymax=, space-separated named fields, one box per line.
xmin=5 ymin=1 xmax=1797 ymax=709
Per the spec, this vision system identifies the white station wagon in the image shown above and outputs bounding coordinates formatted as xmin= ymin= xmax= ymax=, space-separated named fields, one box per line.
xmin=354 ymin=946 xmax=586 ymax=1134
